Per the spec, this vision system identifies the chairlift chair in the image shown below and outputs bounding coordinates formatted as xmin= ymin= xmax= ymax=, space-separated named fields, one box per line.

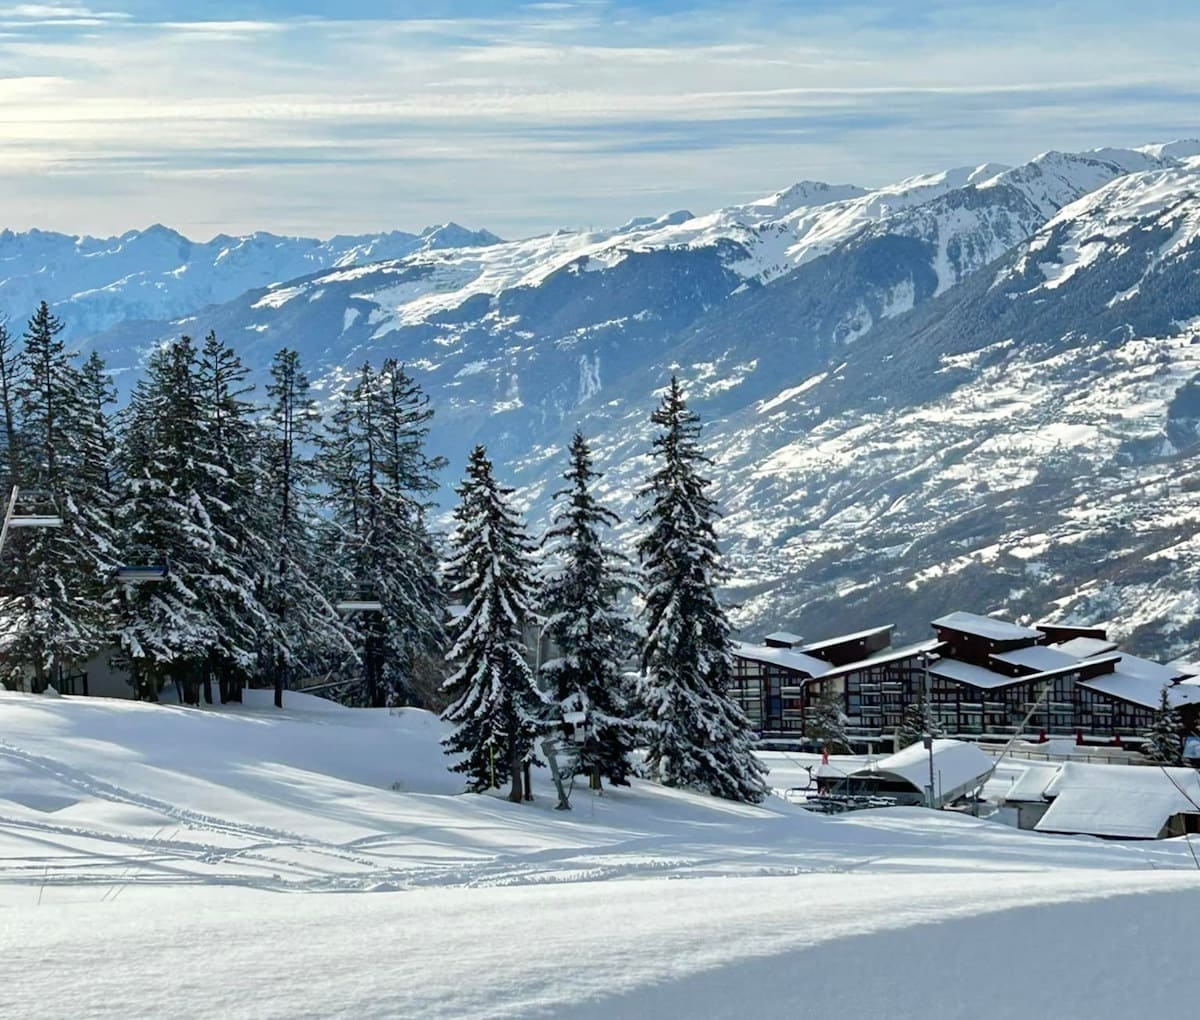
xmin=116 ymin=564 xmax=169 ymax=584
xmin=335 ymin=599 xmax=383 ymax=614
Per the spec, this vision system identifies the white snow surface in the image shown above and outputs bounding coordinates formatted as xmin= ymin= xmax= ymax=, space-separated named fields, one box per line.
xmin=3 ymin=691 xmax=1200 ymax=1018
xmin=1007 ymin=156 xmax=1200 ymax=292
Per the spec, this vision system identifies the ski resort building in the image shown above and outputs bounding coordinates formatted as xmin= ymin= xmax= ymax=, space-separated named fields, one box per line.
xmin=732 ymin=611 xmax=1200 ymax=749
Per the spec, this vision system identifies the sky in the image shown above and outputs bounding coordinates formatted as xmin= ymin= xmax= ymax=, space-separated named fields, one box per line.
xmin=0 ymin=0 xmax=1195 ymax=241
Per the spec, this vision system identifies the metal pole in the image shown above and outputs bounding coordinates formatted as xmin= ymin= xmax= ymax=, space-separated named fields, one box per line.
xmin=0 ymin=484 xmax=19 ymax=558
xmin=925 ymin=733 xmax=935 ymax=808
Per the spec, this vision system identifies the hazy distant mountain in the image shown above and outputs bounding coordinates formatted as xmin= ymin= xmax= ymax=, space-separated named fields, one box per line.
xmin=0 ymin=221 xmax=501 ymax=338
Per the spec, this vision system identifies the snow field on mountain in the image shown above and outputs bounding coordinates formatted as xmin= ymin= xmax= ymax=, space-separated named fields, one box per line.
xmin=718 ymin=328 xmax=1200 ymax=645
xmin=2 ymin=691 xmax=1199 ymax=1017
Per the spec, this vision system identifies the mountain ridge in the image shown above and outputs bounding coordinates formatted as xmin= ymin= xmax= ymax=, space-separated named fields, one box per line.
xmin=17 ymin=139 xmax=1200 ymax=658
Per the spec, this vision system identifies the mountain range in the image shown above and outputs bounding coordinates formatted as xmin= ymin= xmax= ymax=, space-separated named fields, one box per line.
xmin=5 ymin=140 xmax=1200 ymax=658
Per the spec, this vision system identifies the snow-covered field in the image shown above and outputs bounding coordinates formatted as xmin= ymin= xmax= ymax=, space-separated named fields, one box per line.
xmin=2 ymin=690 xmax=1197 ymax=1018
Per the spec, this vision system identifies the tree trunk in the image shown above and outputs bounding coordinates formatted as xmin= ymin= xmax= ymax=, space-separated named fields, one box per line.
xmin=274 ymin=653 xmax=284 ymax=709
xmin=508 ymin=745 xmax=524 ymax=803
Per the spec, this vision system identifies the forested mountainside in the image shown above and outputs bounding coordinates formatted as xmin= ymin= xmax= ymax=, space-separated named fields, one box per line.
xmin=17 ymin=140 xmax=1200 ymax=657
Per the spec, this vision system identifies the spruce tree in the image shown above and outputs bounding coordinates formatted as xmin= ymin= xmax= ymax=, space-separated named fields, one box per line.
xmin=540 ymin=431 xmax=641 ymax=787
xmin=0 ymin=316 xmax=28 ymax=689
xmin=114 ymin=337 xmax=216 ymax=701
xmin=809 ymin=690 xmax=852 ymax=754
xmin=194 ymin=331 xmax=270 ymax=702
xmin=636 ymin=377 xmax=769 ymax=803
xmin=442 ymin=446 xmax=549 ymax=802
xmin=322 ymin=361 xmax=446 ymax=707
xmin=1144 ymin=687 xmax=1184 ymax=765
xmin=7 ymin=303 xmax=115 ymax=691
xmin=259 ymin=347 xmax=353 ymax=707
xmin=896 ymin=691 xmax=942 ymax=750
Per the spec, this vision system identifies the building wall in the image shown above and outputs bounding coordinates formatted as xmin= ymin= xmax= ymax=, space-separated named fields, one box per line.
xmin=732 ymin=648 xmax=1167 ymax=747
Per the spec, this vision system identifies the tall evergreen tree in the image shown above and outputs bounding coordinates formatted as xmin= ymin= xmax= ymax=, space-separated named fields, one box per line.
xmin=896 ymin=690 xmax=943 ymax=750
xmin=194 ymin=331 xmax=270 ymax=702
xmin=0 ymin=316 xmax=23 ymax=487
xmin=322 ymin=361 xmax=445 ymax=707
xmin=540 ymin=431 xmax=640 ymax=787
xmin=0 ymin=316 xmax=28 ymax=689
xmin=442 ymin=446 xmax=549 ymax=802
xmin=6 ymin=303 xmax=116 ymax=690
xmin=115 ymin=337 xmax=216 ymax=701
xmin=636 ymin=377 xmax=769 ymax=803
xmin=1144 ymin=687 xmax=1184 ymax=765
xmin=259 ymin=347 xmax=353 ymax=707
xmin=809 ymin=690 xmax=851 ymax=754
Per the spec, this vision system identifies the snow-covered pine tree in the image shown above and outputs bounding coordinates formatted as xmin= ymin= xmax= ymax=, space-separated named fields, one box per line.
xmin=71 ymin=349 xmax=121 ymax=660
xmin=1143 ymin=687 xmax=1184 ymax=765
xmin=442 ymin=445 xmax=549 ymax=801
xmin=636 ymin=377 xmax=769 ymax=803
xmin=370 ymin=359 xmax=447 ymax=705
xmin=808 ymin=689 xmax=852 ymax=754
xmin=194 ymin=331 xmax=271 ymax=702
xmin=540 ymin=431 xmax=641 ymax=787
xmin=0 ymin=316 xmax=23 ymax=486
xmin=896 ymin=691 xmax=943 ymax=750
xmin=322 ymin=361 xmax=446 ymax=707
xmin=8 ymin=303 xmax=116 ymax=691
xmin=259 ymin=347 xmax=354 ymax=708
xmin=115 ymin=336 xmax=217 ymax=701
xmin=0 ymin=316 xmax=28 ymax=689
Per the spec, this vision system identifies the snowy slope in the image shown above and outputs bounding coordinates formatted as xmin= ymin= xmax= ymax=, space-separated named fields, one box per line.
xmin=5 ymin=689 xmax=1184 ymax=896
xmin=79 ymin=142 xmax=1199 ymax=474
xmin=1 ymin=692 xmax=1198 ymax=1018
xmin=563 ymin=155 xmax=1200 ymax=658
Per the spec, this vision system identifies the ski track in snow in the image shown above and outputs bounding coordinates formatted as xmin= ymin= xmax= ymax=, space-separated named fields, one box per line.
xmin=2 ymin=693 xmax=1199 ymax=1017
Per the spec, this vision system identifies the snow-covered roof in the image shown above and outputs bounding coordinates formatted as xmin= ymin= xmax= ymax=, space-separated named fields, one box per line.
xmin=763 ymin=631 xmax=804 ymax=646
xmin=819 ymin=639 xmax=942 ymax=681
xmin=731 ymin=642 xmax=831 ymax=678
xmin=931 ymin=611 xmax=1041 ymax=642
xmin=990 ymin=646 xmax=1080 ymax=672
xmin=928 ymin=657 xmax=1024 ymax=690
xmin=1078 ymin=672 xmax=1200 ymax=711
xmin=1106 ymin=653 xmax=1184 ymax=685
xmin=1004 ymin=764 xmax=1060 ymax=803
xmin=1036 ymin=761 xmax=1200 ymax=839
xmin=849 ymin=739 xmax=994 ymax=806
xmin=1052 ymin=636 xmax=1118 ymax=658
xmin=799 ymin=625 xmax=893 ymax=654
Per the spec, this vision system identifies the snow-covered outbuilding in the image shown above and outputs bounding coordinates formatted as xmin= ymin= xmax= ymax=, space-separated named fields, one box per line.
xmin=842 ymin=739 xmax=994 ymax=809
xmin=1032 ymin=762 xmax=1200 ymax=840
xmin=1002 ymin=765 xmax=1060 ymax=830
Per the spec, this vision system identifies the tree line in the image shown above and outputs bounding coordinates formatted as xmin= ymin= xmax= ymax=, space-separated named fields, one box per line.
xmin=0 ymin=303 xmax=768 ymax=804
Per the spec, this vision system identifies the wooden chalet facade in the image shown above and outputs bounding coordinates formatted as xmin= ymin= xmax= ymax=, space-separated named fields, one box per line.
xmin=732 ymin=610 xmax=1200 ymax=749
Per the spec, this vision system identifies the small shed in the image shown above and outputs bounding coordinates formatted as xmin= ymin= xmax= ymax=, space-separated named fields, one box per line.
xmin=1035 ymin=762 xmax=1200 ymax=840
xmin=843 ymin=739 xmax=994 ymax=809
xmin=1002 ymin=765 xmax=1060 ymax=830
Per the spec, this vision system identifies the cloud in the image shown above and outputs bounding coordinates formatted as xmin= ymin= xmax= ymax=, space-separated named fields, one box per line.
xmin=0 ymin=1 xmax=1194 ymax=239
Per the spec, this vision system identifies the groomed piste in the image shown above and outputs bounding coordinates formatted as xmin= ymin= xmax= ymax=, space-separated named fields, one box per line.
xmin=1 ymin=690 xmax=1198 ymax=1018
